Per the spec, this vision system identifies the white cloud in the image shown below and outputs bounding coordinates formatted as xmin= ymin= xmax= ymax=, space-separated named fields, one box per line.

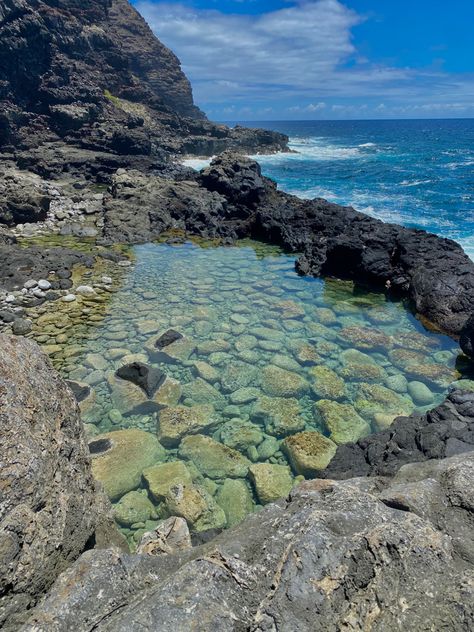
xmin=136 ymin=0 xmax=474 ymax=118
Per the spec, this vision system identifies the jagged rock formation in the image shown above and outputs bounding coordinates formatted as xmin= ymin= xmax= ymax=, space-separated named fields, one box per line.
xmin=23 ymin=452 xmax=474 ymax=631
xmin=0 ymin=335 xmax=125 ymax=632
xmin=0 ymin=0 xmax=287 ymax=157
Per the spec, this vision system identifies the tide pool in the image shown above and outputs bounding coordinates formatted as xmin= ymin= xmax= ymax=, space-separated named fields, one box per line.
xmin=26 ymin=240 xmax=472 ymax=547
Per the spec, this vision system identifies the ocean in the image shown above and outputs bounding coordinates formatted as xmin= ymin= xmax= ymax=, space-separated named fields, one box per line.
xmin=229 ymin=119 xmax=474 ymax=260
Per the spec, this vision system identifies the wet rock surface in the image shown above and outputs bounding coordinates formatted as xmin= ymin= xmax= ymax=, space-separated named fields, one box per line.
xmin=0 ymin=335 xmax=123 ymax=631
xmin=23 ymin=451 xmax=474 ymax=631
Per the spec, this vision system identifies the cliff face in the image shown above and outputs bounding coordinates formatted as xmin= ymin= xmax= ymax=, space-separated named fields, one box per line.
xmin=0 ymin=0 xmax=287 ymax=157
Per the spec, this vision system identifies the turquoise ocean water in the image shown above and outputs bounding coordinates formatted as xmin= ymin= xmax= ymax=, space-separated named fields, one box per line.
xmin=233 ymin=119 xmax=474 ymax=259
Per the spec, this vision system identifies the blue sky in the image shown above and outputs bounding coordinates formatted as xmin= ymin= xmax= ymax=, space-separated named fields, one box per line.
xmin=134 ymin=0 xmax=474 ymax=120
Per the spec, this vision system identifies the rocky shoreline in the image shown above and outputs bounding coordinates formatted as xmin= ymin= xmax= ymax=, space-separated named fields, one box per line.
xmin=1 ymin=0 xmax=474 ymax=630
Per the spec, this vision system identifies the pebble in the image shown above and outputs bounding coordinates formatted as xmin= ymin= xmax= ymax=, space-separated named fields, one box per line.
xmin=76 ymin=285 xmax=95 ymax=296
xmin=62 ymin=294 xmax=76 ymax=302
xmin=24 ymin=280 xmax=38 ymax=290
xmin=38 ymin=279 xmax=52 ymax=290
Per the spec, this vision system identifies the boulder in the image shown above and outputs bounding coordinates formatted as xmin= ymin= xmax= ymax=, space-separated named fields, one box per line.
xmin=157 ymin=404 xmax=218 ymax=447
xmin=143 ymin=461 xmax=193 ymax=504
xmin=136 ymin=517 xmax=192 ymax=556
xmin=310 ymin=365 xmax=347 ymax=400
xmin=314 ymin=400 xmax=371 ymax=445
xmin=90 ymin=429 xmax=166 ymax=501
xmin=179 ymin=435 xmax=251 ymax=479
xmin=164 ymin=483 xmax=227 ymax=532
xmin=0 ymin=335 xmax=121 ymax=631
xmin=145 ymin=331 xmax=195 ymax=364
xmin=282 ymin=431 xmax=337 ymax=476
xmin=249 ymin=463 xmax=294 ymax=504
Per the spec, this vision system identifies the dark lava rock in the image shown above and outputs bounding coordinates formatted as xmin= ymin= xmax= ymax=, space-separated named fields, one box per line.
xmin=321 ymin=389 xmax=474 ymax=479
xmin=0 ymin=244 xmax=94 ymax=291
xmin=154 ymin=329 xmax=183 ymax=349
xmin=23 ymin=452 xmax=474 ymax=631
xmin=0 ymin=0 xmax=287 ymax=160
xmin=460 ymin=313 xmax=474 ymax=359
xmin=116 ymin=362 xmax=166 ymax=397
xmin=0 ymin=335 xmax=124 ymax=631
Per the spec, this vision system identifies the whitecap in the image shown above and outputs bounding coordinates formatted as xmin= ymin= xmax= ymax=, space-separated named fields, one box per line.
xmin=358 ymin=142 xmax=377 ymax=148
xmin=181 ymin=157 xmax=213 ymax=170
xmin=400 ymin=179 xmax=433 ymax=187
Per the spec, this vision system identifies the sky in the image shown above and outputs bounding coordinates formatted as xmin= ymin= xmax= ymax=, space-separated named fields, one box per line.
xmin=133 ymin=0 xmax=474 ymax=120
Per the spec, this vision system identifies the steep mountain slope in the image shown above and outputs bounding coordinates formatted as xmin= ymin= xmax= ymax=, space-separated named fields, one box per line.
xmin=0 ymin=0 xmax=287 ymax=156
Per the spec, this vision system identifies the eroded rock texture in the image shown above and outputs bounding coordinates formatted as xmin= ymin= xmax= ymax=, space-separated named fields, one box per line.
xmin=0 ymin=0 xmax=287 ymax=157
xmin=23 ymin=452 xmax=474 ymax=631
xmin=0 ymin=335 xmax=123 ymax=631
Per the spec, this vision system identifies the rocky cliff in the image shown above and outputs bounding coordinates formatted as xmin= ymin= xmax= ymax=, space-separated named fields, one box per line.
xmin=0 ymin=0 xmax=287 ymax=157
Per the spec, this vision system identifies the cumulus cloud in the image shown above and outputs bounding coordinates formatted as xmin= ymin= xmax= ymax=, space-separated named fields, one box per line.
xmin=136 ymin=0 xmax=474 ymax=118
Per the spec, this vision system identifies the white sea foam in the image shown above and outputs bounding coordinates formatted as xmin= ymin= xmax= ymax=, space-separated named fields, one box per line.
xmin=255 ymin=137 xmax=363 ymax=164
xmin=181 ymin=157 xmax=213 ymax=170
xmin=358 ymin=142 xmax=377 ymax=148
xmin=400 ymin=179 xmax=433 ymax=187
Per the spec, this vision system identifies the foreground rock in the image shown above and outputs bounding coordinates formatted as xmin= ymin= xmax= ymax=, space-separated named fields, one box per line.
xmin=24 ymin=452 xmax=474 ymax=631
xmin=0 ymin=335 xmax=123 ymax=631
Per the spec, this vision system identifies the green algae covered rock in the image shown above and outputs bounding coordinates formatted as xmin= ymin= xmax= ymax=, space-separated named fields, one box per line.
xmin=220 ymin=361 xmax=258 ymax=393
xmin=157 ymin=404 xmax=218 ymax=447
xmin=179 ymin=434 xmax=251 ymax=479
xmin=219 ymin=419 xmax=264 ymax=451
xmin=90 ymin=429 xmax=166 ymax=501
xmin=113 ymin=490 xmax=157 ymax=527
xmin=192 ymin=360 xmax=220 ymax=383
xmin=282 ymin=431 xmax=337 ymax=476
xmin=339 ymin=326 xmax=392 ymax=350
xmin=249 ymin=463 xmax=293 ymax=504
xmin=216 ymin=479 xmax=255 ymax=527
xmin=261 ymin=365 xmax=309 ymax=398
xmin=143 ymin=460 xmax=192 ymax=503
xmin=165 ymin=483 xmax=227 ymax=532
xmin=251 ymin=395 xmax=305 ymax=436
xmin=310 ymin=366 xmax=347 ymax=400
xmin=354 ymin=382 xmax=414 ymax=421
xmin=314 ymin=399 xmax=371 ymax=445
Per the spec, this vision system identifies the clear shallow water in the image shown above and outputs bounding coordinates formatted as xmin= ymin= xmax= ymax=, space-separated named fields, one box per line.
xmin=32 ymin=240 xmax=471 ymax=544
xmin=234 ymin=119 xmax=474 ymax=259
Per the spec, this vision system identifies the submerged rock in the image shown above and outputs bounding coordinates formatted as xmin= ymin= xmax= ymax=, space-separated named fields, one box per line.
xmin=314 ymin=399 xmax=371 ymax=445
xmin=107 ymin=370 xmax=181 ymax=415
xmin=282 ymin=431 xmax=337 ymax=476
xmin=251 ymin=395 xmax=305 ymax=436
xmin=113 ymin=491 xmax=157 ymax=528
xmin=90 ymin=429 xmax=166 ymax=501
xmin=216 ymin=479 xmax=255 ymax=527
xmin=310 ymin=365 xmax=347 ymax=400
xmin=165 ymin=483 xmax=226 ymax=532
xmin=249 ymin=463 xmax=294 ymax=504
xmin=157 ymin=404 xmax=218 ymax=447
xmin=260 ymin=365 xmax=309 ymax=398
xmin=179 ymin=434 xmax=251 ymax=479
xmin=143 ymin=461 xmax=193 ymax=503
